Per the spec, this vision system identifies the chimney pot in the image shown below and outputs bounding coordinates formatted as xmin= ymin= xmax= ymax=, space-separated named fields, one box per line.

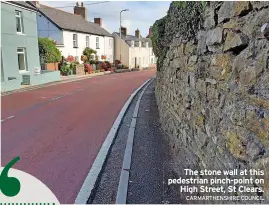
xmin=94 ymin=18 xmax=102 ymax=27
xmin=121 ymin=27 xmax=127 ymax=36
xmin=74 ymin=2 xmax=87 ymax=20
xmin=135 ymin=29 xmax=140 ymax=38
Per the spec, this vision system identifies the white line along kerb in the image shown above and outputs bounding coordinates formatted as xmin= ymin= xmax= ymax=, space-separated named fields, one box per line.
xmin=116 ymin=79 xmax=153 ymax=204
xmin=75 ymin=78 xmax=152 ymax=204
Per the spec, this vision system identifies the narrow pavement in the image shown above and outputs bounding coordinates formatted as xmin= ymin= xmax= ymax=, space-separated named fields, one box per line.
xmin=91 ymin=80 xmax=182 ymax=204
xmin=1 ymin=69 xmax=155 ymax=203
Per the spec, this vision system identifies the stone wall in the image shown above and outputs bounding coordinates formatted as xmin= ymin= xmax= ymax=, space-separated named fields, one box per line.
xmin=153 ymin=1 xmax=269 ymax=203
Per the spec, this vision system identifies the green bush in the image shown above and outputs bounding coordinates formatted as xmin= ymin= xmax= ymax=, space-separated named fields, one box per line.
xmin=38 ymin=38 xmax=61 ymax=63
xmin=83 ymin=47 xmax=97 ymax=63
xmin=60 ymin=63 xmax=72 ymax=75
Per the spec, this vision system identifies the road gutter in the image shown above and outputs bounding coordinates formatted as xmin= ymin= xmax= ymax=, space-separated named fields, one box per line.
xmin=116 ymin=78 xmax=154 ymax=204
xmin=74 ymin=78 xmax=153 ymax=204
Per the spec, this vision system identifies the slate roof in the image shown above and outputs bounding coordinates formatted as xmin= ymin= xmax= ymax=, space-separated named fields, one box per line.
xmin=38 ymin=4 xmax=112 ymax=37
xmin=7 ymin=1 xmax=37 ymax=10
xmin=114 ymin=32 xmax=152 ymax=47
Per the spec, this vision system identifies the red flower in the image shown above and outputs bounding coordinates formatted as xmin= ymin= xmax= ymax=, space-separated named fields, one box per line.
xmin=67 ymin=55 xmax=75 ymax=62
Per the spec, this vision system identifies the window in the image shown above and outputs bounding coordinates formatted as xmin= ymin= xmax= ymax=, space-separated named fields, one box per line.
xmin=17 ymin=48 xmax=27 ymax=71
xmin=151 ymin=58 xmax=153 ymax=64
xmin=86 ymin=36 xmax=89 ymax=47
xmin=131 ymin=41 xmax=134 ymax=47
xmin=73 ymin=34 xmax=78 ymax=48
xmin=109 ymin=39 xmax=112 ymax=48
xmin=15 ymin=10 xmax=24 ymax=33
xmin=96 ymin=37 xmax=99 ymax=49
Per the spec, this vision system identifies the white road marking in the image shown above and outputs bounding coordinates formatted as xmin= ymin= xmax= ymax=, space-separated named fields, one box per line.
xmin=116 ymin=79 xmax=153 ymax=204
xmin=74 ymin=78 xmax=152 ymax=204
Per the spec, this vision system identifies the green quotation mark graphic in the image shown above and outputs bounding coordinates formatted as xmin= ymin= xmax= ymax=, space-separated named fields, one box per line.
xmin=0 ymin=157 xmax=21 ymax=197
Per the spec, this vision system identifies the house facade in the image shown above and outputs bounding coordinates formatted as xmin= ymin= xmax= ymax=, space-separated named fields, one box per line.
xmin=1 ymin=1 xmax=60 ymax=92
xmin=35 ymin=2 xmax=114 ymax=63
xmin=112 ymin=27 xmax=156 ymax=69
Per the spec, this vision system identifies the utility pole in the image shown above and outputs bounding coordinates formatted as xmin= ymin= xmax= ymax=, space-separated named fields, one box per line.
xmin=119 ymin=9 xmax=129 ymax=62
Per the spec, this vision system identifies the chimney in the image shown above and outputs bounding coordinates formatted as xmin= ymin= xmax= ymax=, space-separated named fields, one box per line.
xmin=135 ymin=28 xmax=140 ymax=38
xmin=74 ymin=2 xmax=87 ymax=20
xmin=121 ymin=27 xmax=127 ymax=36
xmin=148 ymin=26 xmax=153 ymax=38
xmin=32 ymin=1 xmax=40 ymax=8
xmin=94 ymin=18 xmax=102 ymax=27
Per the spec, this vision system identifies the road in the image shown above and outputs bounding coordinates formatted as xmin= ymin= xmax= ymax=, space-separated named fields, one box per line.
xmin=1 ymin=69 xmax=155 ymax=203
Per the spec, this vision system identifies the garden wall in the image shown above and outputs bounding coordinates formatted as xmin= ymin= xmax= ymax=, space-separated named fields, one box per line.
xmin=153 ymin=1 xmax=269 ymax=203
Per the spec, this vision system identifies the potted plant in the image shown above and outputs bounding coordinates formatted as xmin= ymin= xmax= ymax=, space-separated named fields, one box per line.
xmin=60 ymin=63 xmax=71 ymax=76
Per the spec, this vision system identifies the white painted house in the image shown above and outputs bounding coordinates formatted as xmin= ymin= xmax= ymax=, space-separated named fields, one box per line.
xmin=34 ymin=2 xmax=114 ymax=63
xmin=112 ymin=27 xmax=156 ymax=69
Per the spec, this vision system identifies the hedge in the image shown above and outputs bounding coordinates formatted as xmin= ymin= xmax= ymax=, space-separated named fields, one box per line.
xmin=38 ymin=37 xmax=62 ymax=63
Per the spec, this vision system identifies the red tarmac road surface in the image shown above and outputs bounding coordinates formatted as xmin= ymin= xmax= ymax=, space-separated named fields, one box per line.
xmin=1 ymin=70 xmax=155 ymax=203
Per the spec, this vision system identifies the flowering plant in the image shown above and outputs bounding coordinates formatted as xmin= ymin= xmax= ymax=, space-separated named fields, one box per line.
xmin=67 ymin=55 xmax=75 ymax=62
xmin=81 ymin=55 xmax=87 ymax=62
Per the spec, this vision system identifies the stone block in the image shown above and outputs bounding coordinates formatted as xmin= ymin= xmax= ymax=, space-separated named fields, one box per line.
xmin=206 ymin=27 xmax=223 ymax=46
xmin=204 ymin=8 xmax=216 ymax=29
xmin=223 ymin=30 xmax=249 ymax=52
xmin=197 ymin=30 xmax=208 ymax=55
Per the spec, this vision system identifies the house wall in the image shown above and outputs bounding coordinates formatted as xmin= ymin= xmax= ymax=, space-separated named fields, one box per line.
xmin=112 ymin=33 xmax=156 ymax=69
xmin=57 ymin=30 xmax=114 ymax=63
xmin=149 ymin=47 xmax=156 ymax=64
xmin=113 ymin=34 xmax=130 ymax=67
xmin=36 ymin=13 xmax=63 ymax=44
xmin=129 ymin=46 xmax=151 ymax=69
xmin=1 ymin=2 xmax=41 ymax=91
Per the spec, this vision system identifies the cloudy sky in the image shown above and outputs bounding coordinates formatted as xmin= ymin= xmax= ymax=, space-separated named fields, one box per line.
xmin=40 ymin=1 xmax=171 ymax=37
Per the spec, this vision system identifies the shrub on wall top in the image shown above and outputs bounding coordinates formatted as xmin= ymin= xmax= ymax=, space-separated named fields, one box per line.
xmin=38 ymin=38 xmax=62 ymax=63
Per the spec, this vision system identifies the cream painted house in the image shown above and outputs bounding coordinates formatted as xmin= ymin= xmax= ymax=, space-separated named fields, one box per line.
xmin=112 ymin=27 xmax=156 ymax=69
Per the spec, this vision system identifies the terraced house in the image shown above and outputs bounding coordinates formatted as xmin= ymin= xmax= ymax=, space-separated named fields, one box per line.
xmin=35 ymin=1 xmax=114 ymax=63
xmin=113 ymin=27 xmax=156 ymax=69
xmin=1 ymin=1 xmax=60 ymax=92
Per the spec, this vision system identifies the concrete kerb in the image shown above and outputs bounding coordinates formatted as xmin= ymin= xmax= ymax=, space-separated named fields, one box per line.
xmin=1 ymin=71 xmax=112 ymax=97
xmin=74 ymin=78 xmax=153 ymax=204
xmin=115 ymin=78 xmax=154 ymax=204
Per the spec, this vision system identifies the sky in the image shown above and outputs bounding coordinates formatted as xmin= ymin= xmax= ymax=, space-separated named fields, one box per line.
xmin=40 ymin=1 xmax=171 ymax=37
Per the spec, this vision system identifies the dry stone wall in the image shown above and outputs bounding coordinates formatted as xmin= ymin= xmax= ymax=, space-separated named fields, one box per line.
xmin=153 ymin=1 xmax=269 ymax=203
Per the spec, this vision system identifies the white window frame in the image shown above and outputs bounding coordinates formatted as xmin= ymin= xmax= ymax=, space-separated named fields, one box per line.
xmin=86 ymin=36 xmax=89 ymax=48
xmin=96 ymin=37 xmax=99 ymax=49
xmin=17 ymin=48 xmax=27 ymax=72
xmin=15 ymin=10 xmax=24 ymax=34
xmin=73 ymin=34 xmax=78 ymax=48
